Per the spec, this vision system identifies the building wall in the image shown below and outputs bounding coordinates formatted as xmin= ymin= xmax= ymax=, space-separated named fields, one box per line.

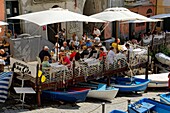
xmin=129 ymin=5 xmax=155 ymax=30
xmin=157 ymin=0 xmax=170 ymax=14
xmin=83 ymin=0 xmax=108 ymax=39
xmin=19 ymin=0 xmax=108 ymax=40
xmin=121 ymin=0 xmax=155 ymax=39
xmin=19 ymin=0 xmax=86 ymax=40
xmin=0 ymin=0 xmax=5 ymax=36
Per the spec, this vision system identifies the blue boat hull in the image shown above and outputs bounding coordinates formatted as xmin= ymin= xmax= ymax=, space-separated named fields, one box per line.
xmin=160 ymin=93 xmax=170 ymax=105
xmin=111 ymin=77 xmax=150 ymax=92
xmin=110 ymin=110 xmax=126 ymax=113
xmin=42 ymin=88 xmax=89 ymax=103
xmin=128 ymin=98 xmax=170 ymax=113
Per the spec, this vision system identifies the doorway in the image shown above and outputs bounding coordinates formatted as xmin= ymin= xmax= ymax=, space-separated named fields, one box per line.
xmin=47 ymin=5 xmax=62 ymax=44
xmin=47 ymin=23 xmax=61 ymax=44
xmin=6 ymin=0 xmax=20 ymax=35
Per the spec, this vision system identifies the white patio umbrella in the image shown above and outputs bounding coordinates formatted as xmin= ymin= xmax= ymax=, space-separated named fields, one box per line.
xmin=8 ymin=8 xmax=105 ymax=26
xmin=0 ymin=21 xmax=8 ymax=26
xmin=90 ymin=7 xmax=150 ymax=22
xmin=9 ymin=8 xmax=105 ymax=62
xmin=150 ymin=13 xmax=170 ymax=19
xmin=121 ymin=18 xmax=162 ymax=24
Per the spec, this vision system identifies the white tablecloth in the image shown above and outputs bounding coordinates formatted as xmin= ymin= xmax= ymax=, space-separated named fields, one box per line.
xmin=154 ymin=35 xmax=164 ymax=40
xmin=49 ymin=62 xmax=69 ymax=81
xmin=0 ymin=59 xmax=5 ymax=65
xmin=14 ymin=87 xmax=36 ymax=94
xmin=133 ymin=48 xmax=147 ymax=55
xmin=84 ymin=58 xmax=100 ymax=66
xmin=50 ymin=62 xmax=68 ymax=73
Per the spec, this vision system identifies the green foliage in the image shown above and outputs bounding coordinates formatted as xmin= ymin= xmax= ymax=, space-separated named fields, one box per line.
xmin=159 ymin=45 xmax=170 ymax=56
xmin=149 ymin=45 xmax=170 ymax=58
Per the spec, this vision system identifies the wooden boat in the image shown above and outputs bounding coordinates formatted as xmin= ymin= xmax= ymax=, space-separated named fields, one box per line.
xmin=128 ymin=98 xmax=170 ymax=113
xmin=110 ymin=110 xmax=126 ymax=113
xmin=111 ymin=77 xmax=150 ymax=92
xmin=77 ymin=82 xmax=119 ymax=101
xmin=135 ymin=73 xmax=168 ymax=87
xmin=96 ymin=77 xmax=149 ymax=92
xmin=42 ymin=87 xmax=90 ymax=103
xmin=155 ymin=53 xmax=170 ymax=66
xmin=160 ymin=93 xmax=170 ymax=105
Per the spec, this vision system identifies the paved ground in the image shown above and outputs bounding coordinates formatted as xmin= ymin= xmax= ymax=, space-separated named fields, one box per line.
xmin=0 ymin=88 xmax=168 ymax=113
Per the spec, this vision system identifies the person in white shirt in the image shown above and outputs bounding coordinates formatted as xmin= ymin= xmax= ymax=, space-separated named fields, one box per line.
xmin=125 ymin=43 xmax=133 ymax=52
xmin=93 ymin=27 xmax=101 ymax=37
xmin=98 ymin=43 xmax=107 ymax=53
xmin=107 ymin=47 xmax=115 ymax=64
xmin=124 ymin=43 xmax=134 ymax=59
xmin=51 ymin=43 xmax=60 ymax=62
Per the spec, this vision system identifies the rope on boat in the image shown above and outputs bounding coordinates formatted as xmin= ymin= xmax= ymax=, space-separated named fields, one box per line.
xmin=120 ymin=58 xmax=134 ymax=77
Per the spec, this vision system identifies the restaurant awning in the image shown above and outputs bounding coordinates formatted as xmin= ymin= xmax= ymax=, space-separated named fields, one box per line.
xmin=121 ymin=18 xmax=163 ymax=24
xmin=150 ymin=13 xmax=170 ymax=19
xmin=90 ymin=7 xmax=151 ymax=22
xmin=8 ymin=8 xmax=105 ymax=26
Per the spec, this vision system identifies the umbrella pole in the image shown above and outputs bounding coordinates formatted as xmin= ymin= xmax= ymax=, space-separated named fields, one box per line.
xmin=100 ymin=22 xmax=110 ymax=33
xmin=116 ymin=21 xmax=119 ymax=51
xmin=55 ymin=35 xmax=59 ymax=61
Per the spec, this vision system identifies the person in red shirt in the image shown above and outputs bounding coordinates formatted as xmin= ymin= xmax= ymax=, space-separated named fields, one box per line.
xmin=70 ymin=50 xmax=77 ymax=61
xmin=99 ymin=48 xmax=106 ymax=61
xmin=59 ymin=53 xmax=70 ymax=65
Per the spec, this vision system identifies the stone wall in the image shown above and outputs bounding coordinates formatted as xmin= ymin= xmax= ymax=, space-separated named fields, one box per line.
xmin=19 ymin=0 xmax=87 ymax=40
xmin=0 ymin=0 xmax=5 ymax=37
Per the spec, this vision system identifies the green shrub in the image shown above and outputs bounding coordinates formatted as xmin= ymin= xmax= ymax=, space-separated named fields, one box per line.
xmin=159 ymin=45 xmax=170 ymax=56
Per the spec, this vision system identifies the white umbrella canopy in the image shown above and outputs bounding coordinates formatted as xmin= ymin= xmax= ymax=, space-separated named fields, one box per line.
xmin=0 ymin=21 xmax=9 ymax=26
xmin=121 ymin=18 xmax=163 ymax=24
xmin=150 ymin=13 xmax=170 ymax=19
xmin=90 ymin=7 xmax=150 ymax=22
xmin=8 ymin=8 xmax=105 ymax=26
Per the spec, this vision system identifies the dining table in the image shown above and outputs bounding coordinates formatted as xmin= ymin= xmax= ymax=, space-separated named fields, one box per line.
xmin=82 ymin=58 xmax=101 ymax=76
xmin=49 ymin=62 xmax=68 ymax=81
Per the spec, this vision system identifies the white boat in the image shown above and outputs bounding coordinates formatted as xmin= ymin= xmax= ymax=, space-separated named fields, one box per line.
xmin=155 ymin=53 xmax=170 ymax=66
xmin=135 ymin=73 xmax=169 ymax=87
xmin=78 ymin=83 xmax=119 ymax=101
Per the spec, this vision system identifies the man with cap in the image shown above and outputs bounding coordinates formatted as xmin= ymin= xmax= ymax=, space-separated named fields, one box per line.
xmin=98 ymin=42 xmax=107 ymax=53
xmin=39 ymin=46 xmax=51 ymax=62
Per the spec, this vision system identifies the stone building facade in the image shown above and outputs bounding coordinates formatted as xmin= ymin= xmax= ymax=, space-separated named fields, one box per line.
xmin=18 ymin=0 xmax=108 ymax=43
xmin=0 ymin=0 xmax=6 ymax=36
